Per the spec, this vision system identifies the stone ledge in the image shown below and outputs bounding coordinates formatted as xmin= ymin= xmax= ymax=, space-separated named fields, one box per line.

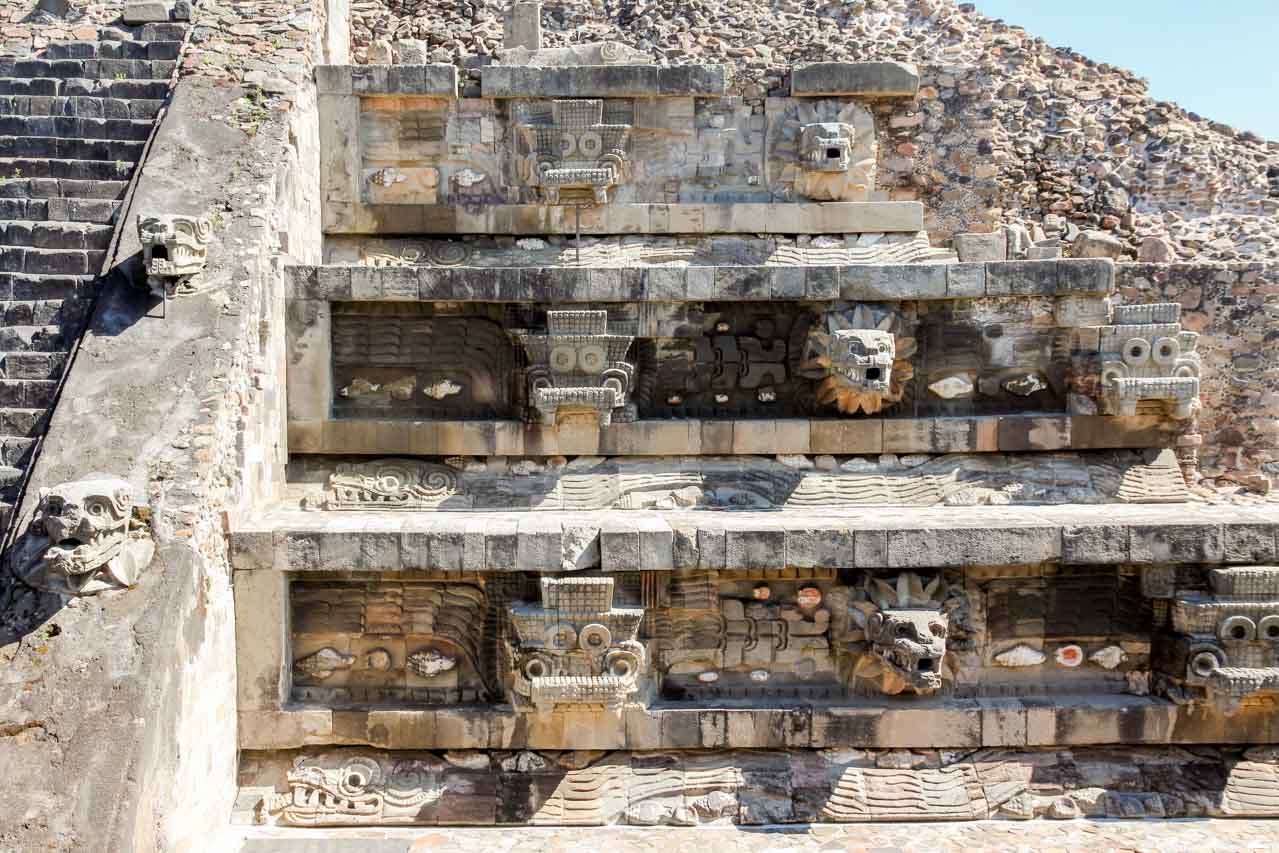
xmin=322 ymin=201 xmax=925 ymax=236
xmin=480 ymin=64 xmax=729 ymax=98
xmin=236 ymin=693 xmax=1278 ymax=751
xmin=791 ymin=61 xmax=920 ymax=97
xmin=228 ymin=504 xmax=1277 ymax=573
xmin=315 ymin=64 xmax=460 ymax=96
xmin=286 ymin=415 xmax=1172 ymax=458
xmin=287 ymin=258 xmax=1114 ymax=302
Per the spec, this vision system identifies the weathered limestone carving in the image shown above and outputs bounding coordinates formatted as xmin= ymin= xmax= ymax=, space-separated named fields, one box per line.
xmin=515 ymin=310 xmax=636 ymax=427
xmin=1157 ymin=566 xmax=1279 ymax=710
xmin=1098 ymin=303 xmax=1201 ymax=419
xmin=136 ymin=213 xmax=212 ymax=296
xmin=795 ymin=121 xmax=876 ymax=201
xmin=507 ymin=576 xmax=646 ymax=713
xmin=513 ymin=100 xmax=632 ymax=204
xmin=23 ymin=476 xmax=153 ymax=596
xmin=797 ymin=304 xmax=915 ymax=415
xmin=291 ymin=582 xmax=491 ymax=705
xmin=322 ymin=459 xmax=467 ymax=510
xmin=268 ymin=753 xmax=445 ymax=826
xmin=847 ymin=573 xmax=948 ymax=695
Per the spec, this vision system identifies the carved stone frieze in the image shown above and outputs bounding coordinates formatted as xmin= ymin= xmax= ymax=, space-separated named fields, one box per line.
xmin=1097 ymin=303 xmax=1201 ymax=420
xmin=846 ymin=572 xmax=949 ymax=695
xmin=268 ymin=752 xmax=446 ymax=826
xmin=1156 ymin=566 xmax=1279 ymax=711
xmin=22 ymin=476 xmax=153 ymax=596
xmin=507 ymin=576 xmax=647 ymax=713
xmin=796 ymin=303 xmax=916 ymax=415
xmin=323 ymin=459 xmax=467 ymax=510
xmin=250 ymin=747 xmax=1279 ymax=826
xmin=513 ymin=99 xmax=632 ymax=205
xmin=795 ymin=120 xmax=876 ymax=201
xmin=136 ymin=213 xmax=212 ymax=297
xmin=291 ymin=581 xmax=492 ymax=705
xmin=515 ymin=310 xmax=636 ymax=427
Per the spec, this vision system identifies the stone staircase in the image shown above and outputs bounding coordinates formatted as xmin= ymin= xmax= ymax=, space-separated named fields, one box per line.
xmin=0 ymin=23 xmax=184 ymax=532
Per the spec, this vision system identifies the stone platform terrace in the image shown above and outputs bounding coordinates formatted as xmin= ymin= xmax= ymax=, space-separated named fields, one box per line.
xmin=230 ymin=821 xmax=1279 ymax=853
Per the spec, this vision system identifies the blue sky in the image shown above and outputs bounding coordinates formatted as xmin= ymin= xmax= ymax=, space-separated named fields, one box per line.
xmin=974 ymin=1 xmax=1279 ymax=139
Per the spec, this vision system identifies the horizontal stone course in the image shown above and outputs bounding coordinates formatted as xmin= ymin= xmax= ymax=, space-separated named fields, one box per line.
xmin=229 ymin=504 xmax=1277 ymax=573
xmin=287 ymin=414 xmax=1171 ymax=458
xmin=315 ymin=63 xmax=459 ymax=96
xmin=236 ymin=692 xmax=1279 ymax=751
xmin=287 ymin=258 xmax=1113 ymax=302
xmin=790 ymin=61 xmax=920 ymax=97
xmin=481 ymin=64 xmax=730 ymax=98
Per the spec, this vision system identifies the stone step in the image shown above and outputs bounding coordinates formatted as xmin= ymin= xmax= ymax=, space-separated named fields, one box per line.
xmin=0 ymin=157 xmax=135 ymax=181
xmin=0 ymin=499 xmax=12 ymax=531
xmin=0 ymin=298 xmax=69 ymax=326
xmin=0 ymin=58 xmax=177 ymax=81
xmin=43 ymin=39 xmax=184 ymax=61
xmin=0 ymin=378 xmax=57 ymax=409
xmin=0 ymin=273 xmax=96 ymax=301
xmin=0 ymin=326 xmax=69 ymax=354
xmin=0 ymin=351 xmax=67 ymax=380
xmin=0 ymin=78 xmax=171 ymax=101
xmin=0 ymin=407 xmax=49 ymax=437
xmin=0 ymin=246 xmax=106 ymax=276
xmin=139 ymin=23 xmax=188 ymax=42
xmin=0 ymin=177 xmax=130 ymax=200
xmin=0 ymin=464 xmax=23 ymax=489
xmin=0 ymin=116 xmax=154 ymax=141
xmin=0 ymin=435 xmax=36 ymax=467
xmin=0 ymin=135 xmax=147 ymax=161
xmin=0 ymin=222 xmax=115 ymax=251
xmin=0 ymin=95 xmax=164 ymax=120
xmin=0 ymin=197 xmax=120 ymax=224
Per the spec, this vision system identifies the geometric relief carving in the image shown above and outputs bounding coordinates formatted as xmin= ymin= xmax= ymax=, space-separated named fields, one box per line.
xmin=331 ymin=305 xmax=515 ymax=419
xmin=323 ymin=459 xmax=466 ymax=510
xmin=254 ymin=747 xmax=1279 ymax=826
xmin=514 ymin=310 xmax=636 ymax=427
xmin=657 ymin=570 xmax=962 ymax=700
xmin=1157 ymin=566 xmax=1279 ymax=711
xmin=1096 ymin=303 xmax=1201 ymax=420
xmin=506 ymin=576 xmax=647 ymax=713
xmin=290 ymin=581 xmax=491 ymax=705
xmin=513 ymin=99 xmax=632 ymax=205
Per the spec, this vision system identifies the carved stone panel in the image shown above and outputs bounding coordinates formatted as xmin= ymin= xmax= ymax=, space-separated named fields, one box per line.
xmin=290 ymin=580 xmax=492 ymax=705
xmin=331 ymin=304 xmax=517 ymax=420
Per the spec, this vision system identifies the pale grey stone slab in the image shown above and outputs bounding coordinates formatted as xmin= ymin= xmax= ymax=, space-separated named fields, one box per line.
xmin=841 ymin=263 xmax=947 ymax=300
xmin=480 ymin=64 xmax=728 ymax=98
xmin=791 ymin=61 xmax=920 ymax=97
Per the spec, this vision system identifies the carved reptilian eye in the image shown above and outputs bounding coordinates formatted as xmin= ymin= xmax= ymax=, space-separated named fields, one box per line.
xmin=895 ymin=623 xmax=912 ymax=639
xmin=86 ymin=499 xmax=109 ymax=517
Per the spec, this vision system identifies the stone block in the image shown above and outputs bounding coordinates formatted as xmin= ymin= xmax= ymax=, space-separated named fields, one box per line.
xmin=1061 ymin=524 xmax=1130 ymax=564
xmin=997 ymin=415 xmax=1071 ymax=451
xmin=888 ymin=523 xmax=1060 ymax=568
xmin=809 ymin=419 xmax=883 ymax=454
xmin=725 ymin=523 xmax=785 ymax=569
xmin=785 ymin=524 xmax=855 ymax=568
xmin=841 ymin=263 xmax=946 ymax=300
xmin=791 ymin=61 xmax=920 ymax=97
xmin=946 ymin=262 xmax=985 ymax=297
xmin=122 ymin=1 xmax=171 ymax=24
xmin=1223 ymin=524 xmax=1279 ymax=564
xmin=1130 ymin=523 xmax=1224 ymax=564
xmin=805 ymin=266 xmax=839 ymax=300
xmin=853 ymin=529 xmax=888 ymax=567
xmin=952 ymin=231 xmax=1006 ymax=263
xmin=1057 ymin=257 xmax=1114 ymax=294
xmin=481 ymin=64 xmax=729 ymax=98
xmin=985 ymin=259 xmax=1058 ymax=295
xmin=502 ymin=0 xmax=541 ymax=50
xmin=978 ymin=699 xmax=1028 ymax=747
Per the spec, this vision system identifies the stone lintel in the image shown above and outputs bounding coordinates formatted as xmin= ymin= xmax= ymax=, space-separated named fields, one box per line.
xmin=285 ymin=415 xmax=1170 ymax=458
xmin=236 ymin=693 xmax=1277 ymax=751
xmin=314 ymin=64 xmax=460 ymax=96
xmin=480 ymin=64 xmax=729 ymax=98
xmin=322 ymin=201 xmax=925 ymax=236
xmin=229 ymin=505 xmax=1276 ymax=573
xmin=791 ymin=61 xmax=921 ymax=97
xmin=286 ymin=258 xmax=1113 ymax=302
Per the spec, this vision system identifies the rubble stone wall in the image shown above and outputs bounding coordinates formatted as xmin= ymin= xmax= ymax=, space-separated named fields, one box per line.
xmin=349 ymin=0 xmax=1278 ymax=264
xmin=1117 ymin=262 xmax=1279 ymax=490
